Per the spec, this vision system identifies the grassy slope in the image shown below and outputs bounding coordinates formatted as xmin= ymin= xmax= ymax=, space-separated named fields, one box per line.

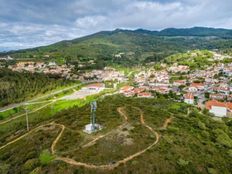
xmin=0 ymin=95 xmax=231 ymax=174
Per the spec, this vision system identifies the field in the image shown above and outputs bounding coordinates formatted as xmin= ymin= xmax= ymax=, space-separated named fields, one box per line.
xmin=0 ymin=95 xmax=232 ymax=174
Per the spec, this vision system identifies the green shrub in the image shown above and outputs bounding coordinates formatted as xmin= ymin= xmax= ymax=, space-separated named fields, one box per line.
xmin=207 ymin=167 xmax=217 ymax=174
xmin=23 ymin=158 xmax=39 ymax=171
xmin=227 ymin=149 xmax=232 ymax=157
xmin=29 ymin=167 xmax=41 ymax=174
xmin=168 ymin=126 xmax=179 ymax=133
xmin=0 ymin=163 xmax=10 ymax=174
xmin=198 ymin=121 xmax=206 ymax=130
xmin=177 ymin=158 xmax=189 ymax=166
xmin=39 ymin=150 xmax=54 ymax=166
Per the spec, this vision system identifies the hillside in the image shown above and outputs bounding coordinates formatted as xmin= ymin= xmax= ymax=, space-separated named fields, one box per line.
xmin=0 ymin=69 xmax=71 ymax=107
xmin=0 ymin=95 xmax=232 ymax=174
xmin=3 ymin=27 xmax=232 ymax=68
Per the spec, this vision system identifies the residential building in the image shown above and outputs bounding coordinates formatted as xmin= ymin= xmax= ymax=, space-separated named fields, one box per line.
xmin=184 ymin=93 xmax=194 ymax=104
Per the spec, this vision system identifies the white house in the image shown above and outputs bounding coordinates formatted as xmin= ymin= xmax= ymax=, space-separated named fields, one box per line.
xmin=210 ymin=106 xmax=227 ymax=117
xmin=184 ymin=93 xmax=194 ymax=104
xmin=205 ymin=100 xmax=232 ymax=117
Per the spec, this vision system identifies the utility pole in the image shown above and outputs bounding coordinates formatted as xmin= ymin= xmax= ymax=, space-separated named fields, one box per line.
xmin=51 ymin=101 xmax=54 ymax=114
xmin=25 ymin=104 xmax=29 ymax=131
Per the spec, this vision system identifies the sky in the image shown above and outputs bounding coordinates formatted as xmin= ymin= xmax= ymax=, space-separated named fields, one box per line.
xmin=0 ymin=0 xmax=232 ymax=51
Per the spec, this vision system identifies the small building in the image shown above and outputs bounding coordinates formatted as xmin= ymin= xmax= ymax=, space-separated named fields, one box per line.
xmin=86 ymin=83 xmax=105 ymax=91
xmin=133 ymin=88 xmax=145 ymax=94
xmin=120 ymin=86 xmax=135 ymax=97
xmin=120 ymin=86 xmax=134 ymax=93
xmin=205 ymin=100 xmax=232 ymax=117
xmin=209 ymin=93 xmax=226 ymax=100
xmin=84 ymin=123 xmax=102 ymax=134
xmin=173 ymin=80 xmax=186 ymax=87
xmin=184 ymin=93 xmax=194 ymax=104
xmin=137 ymin=92 xmax=153 ymax=98
xmin=189 ymin=83 xmax=205 ymax=92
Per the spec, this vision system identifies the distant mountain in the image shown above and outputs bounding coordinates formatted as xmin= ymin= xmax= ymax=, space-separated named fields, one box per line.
xmin=115 ymin=27 xmax=232 ymax=37
xmin=2 ymin=27 xmax=232 ymax=68
xmin=157 ymin=27 xmax=232 ymax=37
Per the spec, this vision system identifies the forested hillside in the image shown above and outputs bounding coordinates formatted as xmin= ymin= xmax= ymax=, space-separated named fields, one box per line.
xmin=0 ymin=69 xmax=70 ymax=106
xmin=3 ymin=27 xmax=232 ymax=68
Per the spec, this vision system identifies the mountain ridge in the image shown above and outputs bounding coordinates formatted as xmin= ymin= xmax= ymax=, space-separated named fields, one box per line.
xmin=3 ymin=26 xmax=232 ymax=54
xmin=2 ymin=26 xmax=232 ymax=68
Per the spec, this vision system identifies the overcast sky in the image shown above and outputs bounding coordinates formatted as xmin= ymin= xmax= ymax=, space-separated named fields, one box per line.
xmin=0 ymin=0 xmax=232 ymax=51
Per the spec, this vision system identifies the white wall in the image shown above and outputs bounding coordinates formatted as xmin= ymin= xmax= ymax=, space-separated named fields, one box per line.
xmin=210 ymin=106 xmax=227 ymax=117
xmin=184 ymin=99 xmax=194 ymax=104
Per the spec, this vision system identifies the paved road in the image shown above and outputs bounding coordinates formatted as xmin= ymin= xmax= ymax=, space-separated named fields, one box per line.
xmin=0 ymin=83 xmax=83 ymax=113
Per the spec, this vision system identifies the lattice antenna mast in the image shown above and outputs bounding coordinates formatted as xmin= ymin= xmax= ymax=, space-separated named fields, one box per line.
xmin=90 ymin=101 xmax=97 ymax=131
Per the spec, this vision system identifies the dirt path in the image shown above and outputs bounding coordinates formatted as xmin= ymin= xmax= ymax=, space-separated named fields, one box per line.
xmin=161 ymin=117 xmax=172 ymax=129
xmin=0 ymin=106 xmax=172 ymax=171
xmin=51 ymin=123 xmax=65 ymax=154
xmin=55 ymin=106 xmax=163 ymax=170
xmin=0 ymin=123 xmax=55 ymax=151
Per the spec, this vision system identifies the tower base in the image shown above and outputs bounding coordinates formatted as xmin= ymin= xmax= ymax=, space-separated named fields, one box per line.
xmin=83 ymin=123 xmax=102 ymax=134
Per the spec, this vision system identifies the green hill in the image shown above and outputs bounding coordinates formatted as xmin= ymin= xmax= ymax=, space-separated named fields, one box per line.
xmin=0 ymin=95 xmax=232 ymax=174
xmin=3 ymin=27 xmax=232 ymax=68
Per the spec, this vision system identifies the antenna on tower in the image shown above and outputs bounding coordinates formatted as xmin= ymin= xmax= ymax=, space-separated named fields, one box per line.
xmin=84 ymin=101 xmax=102 ymax=134
xmin=90 ymin=101 xmax=97 ymax=131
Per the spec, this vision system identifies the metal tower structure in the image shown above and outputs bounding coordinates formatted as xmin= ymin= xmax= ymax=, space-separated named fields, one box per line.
xmin=90 ymin=101 xmax=97 ymax=131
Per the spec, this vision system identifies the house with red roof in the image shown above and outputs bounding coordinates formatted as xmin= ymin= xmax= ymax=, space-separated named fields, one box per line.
xmin=173 ymin=80 xmax=186 ymax=87
xmin=137 ymin=92 xmax=153 ymax=98
xmin=205 ymin=100 xmax=232 ymax=117
xmin=120 ymin=86 xmax=135 ymax=97
xmin=189 ymin=83 xmax=205 ymax=92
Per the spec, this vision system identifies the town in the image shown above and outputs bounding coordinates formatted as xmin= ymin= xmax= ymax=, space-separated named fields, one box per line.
xmin=3 ymin=50 xmax=232 ymax=118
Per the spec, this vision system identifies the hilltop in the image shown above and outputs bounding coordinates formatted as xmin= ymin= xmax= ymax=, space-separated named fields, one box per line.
xmin=0 ymin=95 xmax=232 ymax=174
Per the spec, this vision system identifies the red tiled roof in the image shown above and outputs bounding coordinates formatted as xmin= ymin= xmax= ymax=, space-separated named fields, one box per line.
xmin=190 ymin=83 xmax=204 ymax=88
xmin=121 ymin=86 xmax=134 ymax=92
xmin=184 ymin=93 xmax=194 ymax=99
xmin=133 ymin=88 xmax=145 ymax=94
xmin=87 ymin=83 xmax=105 ymax=88
xmin=205 ymin=100 xmax=232 ymax=110
xmin=138 ymin=92 xmax=152 ymax=97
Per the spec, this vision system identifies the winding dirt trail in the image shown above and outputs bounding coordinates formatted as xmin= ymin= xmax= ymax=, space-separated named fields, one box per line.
xmin=0 ymin=106 xmax=172 ymax=171
xmin=54 ymin=107 xmax=163 ymax=170
xmin=161 ymin=117 xmax=173 ymax=129
xmin=51 ymin=123 xmax=65 ymax=154
xmin=0 ymin=122 xmax=55 ymax=151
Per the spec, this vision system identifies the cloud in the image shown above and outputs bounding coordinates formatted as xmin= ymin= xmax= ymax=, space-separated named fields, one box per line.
xmin=0 ymin=0 xmax=232 ymax=50
xmin=75 ymin=16 xmax=108 ymax=30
